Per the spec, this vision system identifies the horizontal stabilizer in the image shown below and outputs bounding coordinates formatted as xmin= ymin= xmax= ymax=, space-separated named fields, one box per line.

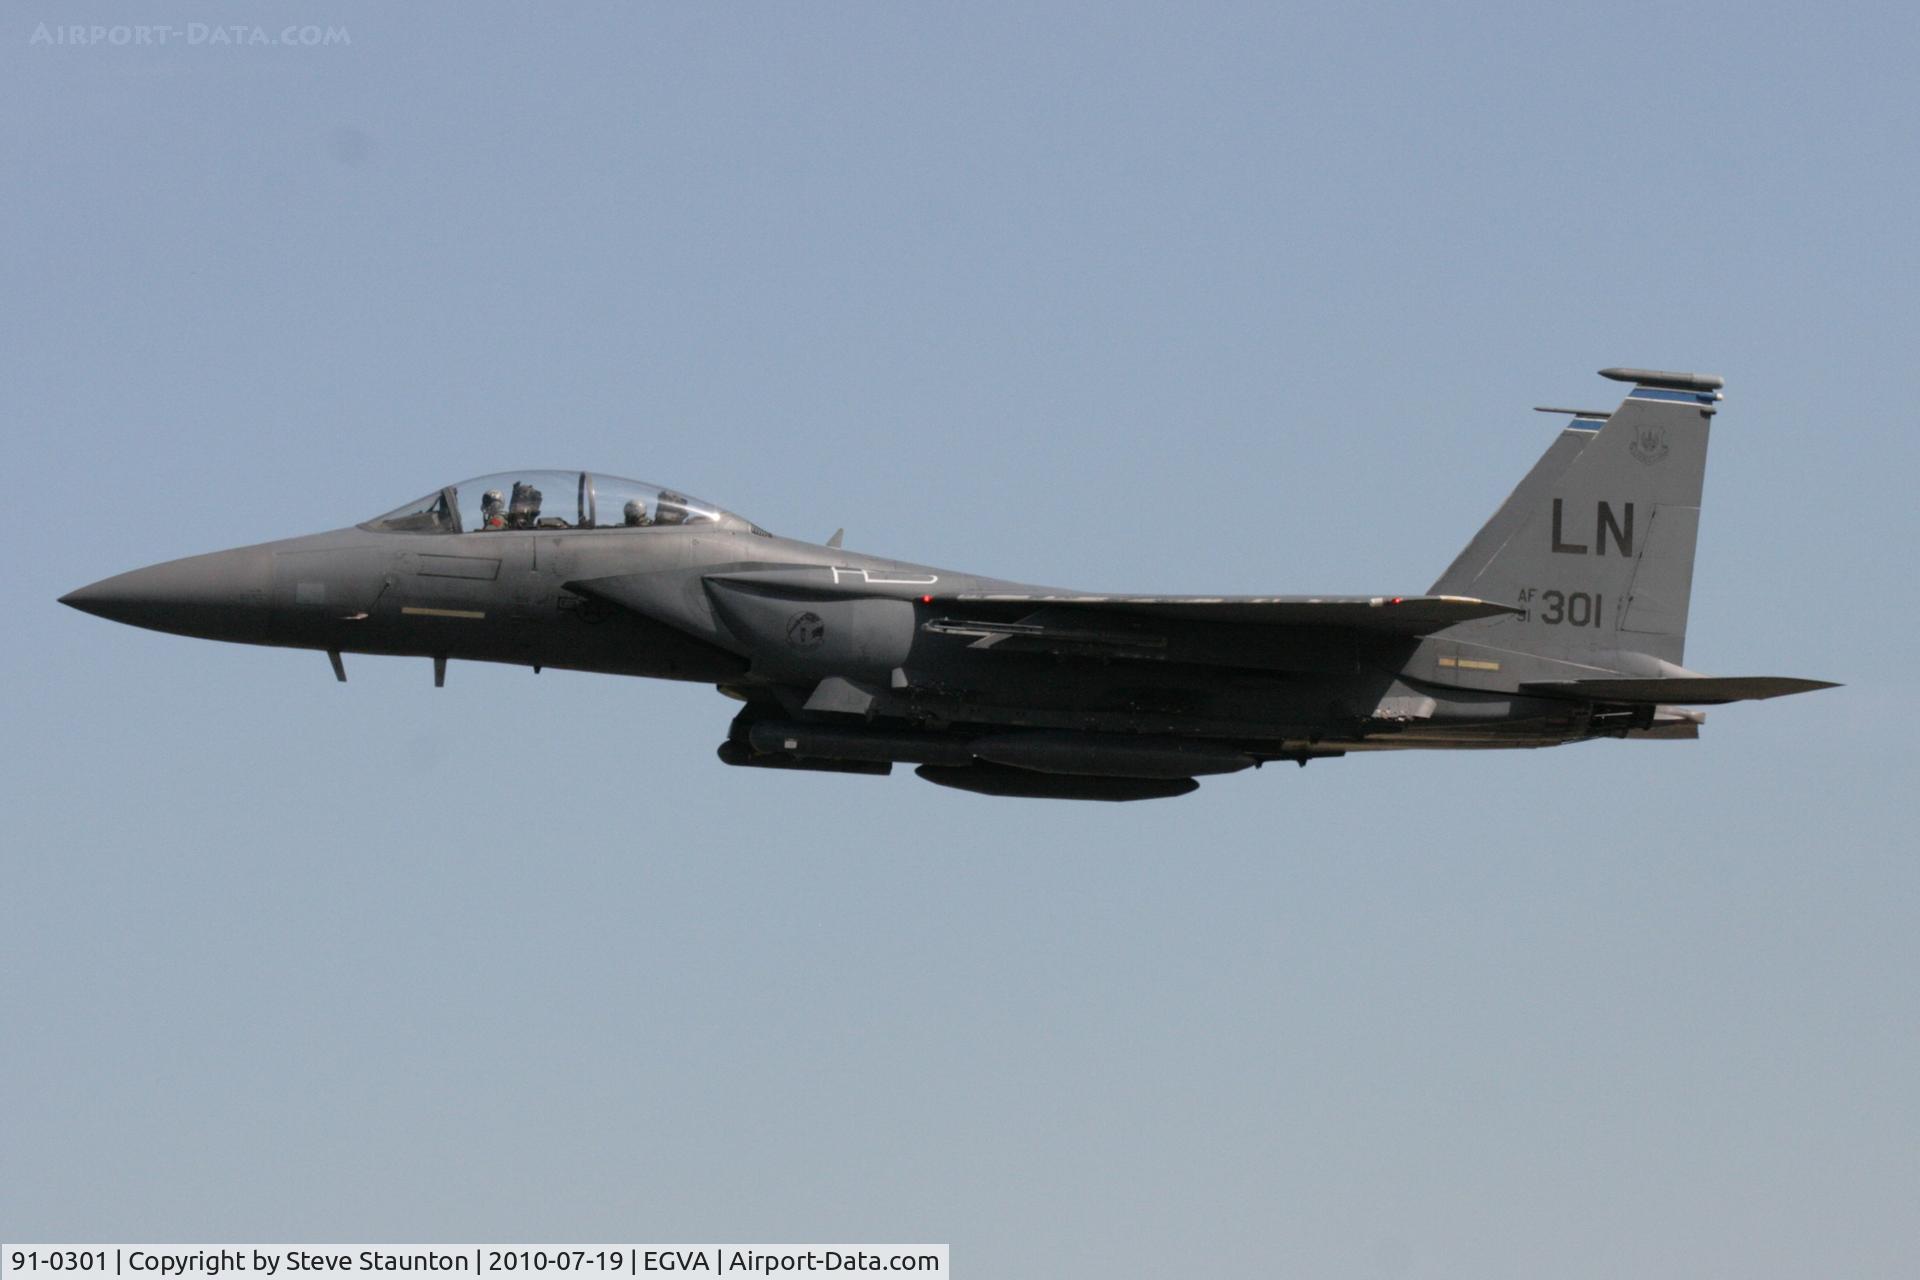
xmin=1520 ymin=676 xmax=1839 ymax=705
xmin=950 ymin=593 xmax=1521 ymax=634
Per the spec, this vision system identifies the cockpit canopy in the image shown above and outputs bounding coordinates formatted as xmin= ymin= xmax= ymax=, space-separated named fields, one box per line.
xmin=363 ymin=471 xmax=764 ymax=536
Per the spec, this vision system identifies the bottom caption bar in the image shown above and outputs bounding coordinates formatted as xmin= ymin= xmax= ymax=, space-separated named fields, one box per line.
xmin=3 ymin=1248 xmax=947 ymax=1278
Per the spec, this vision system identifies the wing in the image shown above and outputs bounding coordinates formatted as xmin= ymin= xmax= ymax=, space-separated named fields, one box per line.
xmin=568 ymin=563 xmax=1518 ymax=674
xmin=920 ymin=593 xmax=1520 ymax=670
xmin=941 ymin=593 xmax=1520 ymax=633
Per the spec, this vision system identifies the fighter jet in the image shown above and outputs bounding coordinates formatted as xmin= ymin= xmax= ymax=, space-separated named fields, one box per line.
xmin=62 ymin=367 xmax=1833 ymax=800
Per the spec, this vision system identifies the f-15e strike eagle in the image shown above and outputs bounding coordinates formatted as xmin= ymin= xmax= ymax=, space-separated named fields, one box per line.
xmin=63 ymin=368 xmax=1833 ymax=800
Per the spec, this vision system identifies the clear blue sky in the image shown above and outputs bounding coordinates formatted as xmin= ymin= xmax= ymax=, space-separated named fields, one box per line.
xmin=4 ymin=3 xmax=1915 ymax=1275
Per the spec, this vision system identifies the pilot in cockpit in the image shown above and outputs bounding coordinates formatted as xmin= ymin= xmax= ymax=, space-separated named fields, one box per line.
xmin=480 ymin=489 xmax=507 ymax=530
xmin=623 ymin=499 xmax=652 ymax=527
xmin=506 ymin=481 xmax=541 ymax=529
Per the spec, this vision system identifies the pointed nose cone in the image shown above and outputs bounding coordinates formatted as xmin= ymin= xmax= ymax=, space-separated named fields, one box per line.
xmin=62 ymin=545 xmax=274 ymax=643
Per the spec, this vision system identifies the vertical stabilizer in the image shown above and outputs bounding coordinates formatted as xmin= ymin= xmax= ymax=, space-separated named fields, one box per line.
xmin=1430 ymin=368 xmax=1721 ymax=666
